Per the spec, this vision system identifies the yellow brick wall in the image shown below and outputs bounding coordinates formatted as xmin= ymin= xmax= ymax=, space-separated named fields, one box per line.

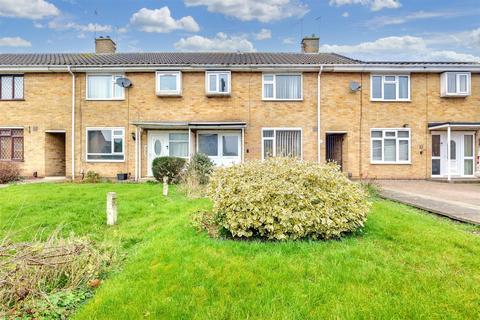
xmin=2 ymin=70 xmax=479 ymax=180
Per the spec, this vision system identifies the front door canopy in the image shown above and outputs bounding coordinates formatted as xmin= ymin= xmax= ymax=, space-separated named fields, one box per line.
xmin=428 ymin=122 xmax=480 ymax=131
xmin=131 ymin=120 xmax=247 ymax=130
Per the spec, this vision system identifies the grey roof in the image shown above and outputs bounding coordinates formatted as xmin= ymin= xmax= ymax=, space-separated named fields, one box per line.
xmin=0 ymin=52 xmax=359 ymax=66
xmin=364 ymin=61 xmax=479 ymax=65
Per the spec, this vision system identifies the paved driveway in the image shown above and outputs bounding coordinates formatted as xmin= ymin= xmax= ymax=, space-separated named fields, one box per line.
xmin=377 ymin=180 xmax=480 ymax=224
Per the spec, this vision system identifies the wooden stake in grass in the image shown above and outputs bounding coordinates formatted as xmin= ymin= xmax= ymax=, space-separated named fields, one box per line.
xmin=106 ymin=192 xmax=117 ymax=225
xmin=163 ymin=177 xmax=169 ymax=196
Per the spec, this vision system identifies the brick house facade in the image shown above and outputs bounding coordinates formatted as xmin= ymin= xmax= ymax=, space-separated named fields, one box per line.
xmin=0 ymin=37 xmax=479 ymax=181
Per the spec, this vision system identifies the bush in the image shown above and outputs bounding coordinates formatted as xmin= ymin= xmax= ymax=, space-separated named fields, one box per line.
xmin=207 ymin=158 xmax=371 ymax=241
xmin=152 ymin=157 xmax=186 ymax=183
xmin=0 ymin=162 xmax=20 ymax=184
xmin=180 ymin=153 xmax=215 ymax=198
xmin=84 ymin=171 xmax=100 ymax=183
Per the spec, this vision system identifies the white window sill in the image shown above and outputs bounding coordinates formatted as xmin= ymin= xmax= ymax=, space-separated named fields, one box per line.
xmin=370 ymin=99 xmax=411 ymax=103
xmin=156 ymin=92 xmax=182 ymax=97
xmin=441 ymin=93 xmax=470 ymax=98
xmin=370 ymin=161 xmax=411 ymax=165
xmin=206 ymin=92 xmax=231 ymax=97
xmin=86 ymin=98 xmax=125 ymax=101
xmin=262 ymin=98 xmax=304 ymax=102
xmin=86 ymin=159 xmax=125 ymax=163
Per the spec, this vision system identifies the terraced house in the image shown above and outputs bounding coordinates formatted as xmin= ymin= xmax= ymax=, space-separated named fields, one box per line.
xmin=1 ymin=36 xmax=479 ymax=181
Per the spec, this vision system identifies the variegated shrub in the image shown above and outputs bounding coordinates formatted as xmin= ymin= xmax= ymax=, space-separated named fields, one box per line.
xmin=208 ymin=158 xmax=370 ymax=240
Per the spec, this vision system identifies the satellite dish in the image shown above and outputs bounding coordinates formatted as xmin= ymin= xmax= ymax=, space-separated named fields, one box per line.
xmin=116 ymin=77 xmax=132 ymax=88
xmin=349 ymin=81 xmax=361 ymax=92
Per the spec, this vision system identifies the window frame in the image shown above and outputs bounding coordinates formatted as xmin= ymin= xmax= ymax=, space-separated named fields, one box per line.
xmin=0 ymin=75 xmax=24 ymax=101
xmin=205 ymin=71 xmax=231 ymax=95
xmin=261 ymin=127 xmax=303 ymax=160
xmin=262 ymin=73 xmax=303 ymax=101
xmin=370 ymin=128 xmax=411 ymax=165
xmin=0 ymin=127 xmax=24 ymax=161
xmin=370 ymin=74 xmax=411 ymax=102
xmin=85 ymin=127 xmax=125 ymax=162
xmin=442 ymin=72 xmax=471 ymax=96
xmin=86 ymin=73 xmax=125 ymax=101
xmin=196 ymin=131 xmax=241 ymax=159
xmin=168 ymin=131 xmax=189 ymax=158
xmin=156 ymin=71 xmax=182 ymax=96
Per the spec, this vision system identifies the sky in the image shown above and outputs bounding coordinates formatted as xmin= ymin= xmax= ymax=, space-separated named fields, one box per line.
xmin=0 ymin=0 xmax=479 ymax=62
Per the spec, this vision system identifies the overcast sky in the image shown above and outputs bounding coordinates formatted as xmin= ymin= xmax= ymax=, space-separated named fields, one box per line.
xmin=0 ymin=0 xmax=479 ymax=61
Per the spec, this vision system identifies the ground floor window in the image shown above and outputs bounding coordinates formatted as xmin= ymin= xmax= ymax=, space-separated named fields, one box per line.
xmin=169 ymin=132 xmax=189 ymax=157
xmin=197 ymin=131 xmax=241 ymax=166
xmin=0 ymin=128 xmax=23 ymax=161
xmin=262 ymin=128 xmax=302 ymax=159
xmin=86 ymin=128 xmax=124 ymax=161
xmin=371 ymin=129 xmax=410 ymax=164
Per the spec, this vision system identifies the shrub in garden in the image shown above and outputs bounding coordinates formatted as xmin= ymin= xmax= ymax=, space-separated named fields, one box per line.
xmin=206 ymin=157 xmax=371 ymax=240
xmin=152 ymin=156 xmax=186 ymax=183
xmin=84 ymin=170 xmax=101 ymax=183
xmin=181 ymin=153 xmax=215 ymax=197
xmin=0 ymin=162 xmax=20 ymax=184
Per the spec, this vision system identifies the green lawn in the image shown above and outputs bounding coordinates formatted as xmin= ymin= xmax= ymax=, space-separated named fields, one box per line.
xmin=1 ymin=183 xmax=480 ymax=319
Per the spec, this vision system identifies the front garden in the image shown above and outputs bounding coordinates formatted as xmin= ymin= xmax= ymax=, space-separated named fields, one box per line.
xmin=1 ymin=181 xmax=480 ymax=319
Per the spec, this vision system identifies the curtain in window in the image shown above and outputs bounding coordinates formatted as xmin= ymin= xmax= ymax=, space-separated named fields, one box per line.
xmin=459 ymin=75 xmax=468 ymax=92
xmin=275 ymin=75 xmax=301 ymax=99
xmin=372 ymin=140 xmax=382 ymax=161
xmin=88 ymin=76 xmax=112 ymax=99
xmin=275 ymin=130 xmax=301 ymax=158
xmin=398 ymin=76 xmax=409 ymax=99
xmin=222 ymin=136 xmax=238 ymax=156
xmin=371 ymin=76 xmax=382 ymax=99
xmin=398 ymin=140 xmax=409 ymax=161
xmin=384 ymin=139 xmax=396 ymax=161
xmin=170 ymin=142 xmax=188 ymax=157
xmin=447 ymin=73 xmax=456 ymax=93
xmin=88 ymin=130 xmax=112 ymax=153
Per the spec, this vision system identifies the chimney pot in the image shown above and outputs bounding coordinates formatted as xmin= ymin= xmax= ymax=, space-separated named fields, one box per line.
xmin=95 ymin=37 xmax=116 ymax=54
xmin=301 ymin=35 xmax=319 ymax=53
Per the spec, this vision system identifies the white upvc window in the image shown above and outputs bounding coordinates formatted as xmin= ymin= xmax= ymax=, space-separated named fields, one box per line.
xmin=262 ymin=128 xmax=302 ymax=159
xmin=168 ymin=132 xmax=189 ymax=157
xmin=441 ymin=72 xmax=471 ymax=97
xmin=86 ymin=127 xmax=125 ymax=162
xmin=371 ymin=128 xmax=411 ymax=164
xmin=262 ymin=73 xmax=303 ymax=101
xmin=371 ymin=75 xmax=410 ymax=101
xmin=205 ymin=71 xmax=231 ymax=95
xmin=86 ymin=74 xmax=125 ymax=100
xmin=156 ymin=71 xmax=182 ymax=96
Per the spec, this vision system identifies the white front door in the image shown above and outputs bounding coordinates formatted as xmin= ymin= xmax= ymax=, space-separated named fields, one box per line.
xmin=197 ymin=131 xmax=242 ymax=166
xmin=431 ymin=131 xmax=475 ymax=177
xmin=148 ymin=131 xmax=169 ymax=176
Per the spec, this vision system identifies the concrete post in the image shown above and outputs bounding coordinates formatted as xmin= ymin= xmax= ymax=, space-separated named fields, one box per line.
xmin=106 ymin=192 xmax=117 ymax=225
xmin=163 ymin=177 xmax=169 ymax=196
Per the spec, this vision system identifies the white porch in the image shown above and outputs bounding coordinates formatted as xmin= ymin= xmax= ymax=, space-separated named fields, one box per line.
xmin=131 ymin=121 xmax=246 ymax=180
xmin=428 ymin=122 xmax=480 ymax=181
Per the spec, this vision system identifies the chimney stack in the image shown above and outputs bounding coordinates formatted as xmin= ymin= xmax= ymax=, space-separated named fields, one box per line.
xmin=301 ymin=34 xmax=319 ymax=53
xmin=95 ymin=36 xmax=116 ymax=54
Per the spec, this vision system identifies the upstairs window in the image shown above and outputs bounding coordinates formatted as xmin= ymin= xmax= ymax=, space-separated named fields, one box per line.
xmin=206 ymin=71 xmax=230 ymax=95
xmin=156 ymin=71 xmax=181 ymax=96
xmin=0 ymin=128 xmax=23 ymax=161
xmin=371 ymin=75 xmax=410 ymax=101
xmin=0 ymin=75 xmax=23 ymax=100
xmin=87 ymin=74 xmax=124 ymax=100
xmin=441 ymin=72 xmax=471 ymax=97
xmin=371 ymin=129 xmax=410 ymax=164
xmin=86 ymin=128 xmax=124 ymax=161
xmin=263 ymin=74 xmax=302 ymax=100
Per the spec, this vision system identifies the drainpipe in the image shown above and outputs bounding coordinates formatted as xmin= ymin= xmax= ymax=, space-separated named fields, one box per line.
xmin=317 ymin=66 xmax=323 ymax=163
xmin=67 ymin=66 xmax=75 ymax=181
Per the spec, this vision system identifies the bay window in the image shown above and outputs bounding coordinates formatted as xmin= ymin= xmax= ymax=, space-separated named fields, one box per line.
xmin=86 ymin=74 xmax=124 ymax=100
xmin=441 ymin=72 xmax=471 ymax=97
xmin=262 ymin=128 xmax=302 ymax=159
xmin=206 ymin=71 xmax=230 ymax=95
xmin=86 ymin=128 xmax=124 ymax=161
xmin=0 ymin=128 xmax=23 ymax=161
xmin=371 ymin=129 xmax=410 ymax=164
xmin=156 ymin=71 xmax=181 ymax=96
xmin=263 ymin=74 xmax=302 ymax=100
xmin=371 ymin=75 xmax=410 ymax=101
xmin=0 ymin=75 xmax=23 ymax=100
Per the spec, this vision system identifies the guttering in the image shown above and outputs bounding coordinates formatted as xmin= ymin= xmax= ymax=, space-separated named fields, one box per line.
xmin=67 ymin=65 xmax=75 ymax=181
xmin=317 ymin=65 xmax=323 ymax=163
